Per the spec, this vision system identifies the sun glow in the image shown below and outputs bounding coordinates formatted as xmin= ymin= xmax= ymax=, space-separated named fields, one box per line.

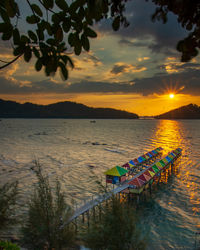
xmin=169 ymin=93 xmax=175 ymax=99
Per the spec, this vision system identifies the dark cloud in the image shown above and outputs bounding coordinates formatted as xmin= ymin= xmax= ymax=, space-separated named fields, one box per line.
xmin=110 ymin=64 xmax=129 ymax=75
xmin=0 ymin=68 xmax=200 ymax=96
xmin=98 ymin=0 xmax=188 ymax=55
xmin=118 ymin=39 xmax=147 ymax=47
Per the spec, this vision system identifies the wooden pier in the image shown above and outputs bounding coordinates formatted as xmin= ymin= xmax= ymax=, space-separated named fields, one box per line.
xmin=62 ymin=148 xmax=182 ymax=228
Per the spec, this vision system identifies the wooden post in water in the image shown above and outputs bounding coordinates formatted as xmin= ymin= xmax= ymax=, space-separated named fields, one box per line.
xmin=87 ymin=210 xmax=90 ymax=227
xmin=93 ymin=206 xmax=96 ymax=221
xmin=99 ymin=204 xmax=102 ymax=221
xmin=82 ymin=212 xmax=85 ymax=223
xmin=74 ymin=218 xmax=78 ymax=233
xmin=149 ymin=183 xmax=152 ymax=194
xmin=137 ymin=194 xmax=140 ymax=204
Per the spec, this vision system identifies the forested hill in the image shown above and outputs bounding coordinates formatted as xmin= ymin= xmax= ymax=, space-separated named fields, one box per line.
xmin=0 ymin=99 xmax=139 ymax=119
xmin=155 ymin=104 xmax=200 ymax=119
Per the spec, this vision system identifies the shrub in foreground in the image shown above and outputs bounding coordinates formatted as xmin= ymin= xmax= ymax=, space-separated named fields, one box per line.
xmin=0 ymin=240 xmax=20 ymax=250
xmin=0 ymin=181 xmax=18 ymax=232
xmin=82 ymin=196 xmax=146 ymax=250
xmin=22 ymin=162 xmax=75 ymax=250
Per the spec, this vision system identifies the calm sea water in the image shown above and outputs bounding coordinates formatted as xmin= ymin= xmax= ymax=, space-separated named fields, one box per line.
xmin=0 ymin=119 xmax=199 ymax=249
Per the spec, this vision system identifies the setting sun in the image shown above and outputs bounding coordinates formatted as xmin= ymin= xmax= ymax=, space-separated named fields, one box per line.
xmin=169 ymin=93 xmax=175 ymax=99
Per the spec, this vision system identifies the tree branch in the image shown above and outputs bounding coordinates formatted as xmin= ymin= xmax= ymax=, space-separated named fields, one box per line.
xmin=0 ymin=54 xmax=22 ymax=70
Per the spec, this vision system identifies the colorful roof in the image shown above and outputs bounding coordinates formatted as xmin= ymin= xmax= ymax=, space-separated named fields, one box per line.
xmin=129 ymin=160 xmax=136 ymax=167
xmin=138 ymin=174 xmax=147 ymax=182
xmin=162 ymin=158 xmax=169 ymax=164
xmin=137 ymin=156 xmax=144 ymax=163
xmin=166 ymin=156 xmax=172 ymax=162
xmin=126 ymin=148 xmax=181 ymax=189
xmin=159 ymin=160 xmax=166 ymax=167
xmin=104 ymin=166 xmax=128 ymax=176
xmin=122 ymin=162 xmax=130 ymax=168
xmin=142 ymin=154 xmax=148 ymax=160
xmin=143 ymin=173 xmax=152 ymax=181
xmin=133 ymin=158 xmax=139 ymax=164
xmin=147 ymin=152 xmax=152 ymax=157
xmin=152 ymin=165 xmax=160 ymax=173
xmin=155 ymin=162 xmax=163 ymax=169
xmin=128 ymin=178 xmax=142 ymax=187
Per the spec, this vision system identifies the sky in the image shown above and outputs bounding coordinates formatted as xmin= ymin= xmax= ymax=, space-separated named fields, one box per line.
xmin=0 ymin=0 xmax=200 ymax=116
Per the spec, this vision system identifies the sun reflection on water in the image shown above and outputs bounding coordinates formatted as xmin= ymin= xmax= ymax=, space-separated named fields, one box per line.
xmin=154 ymin=120 xmax=183 ymax=154
xmin=153 ymin=120 xmax=200 ymax=230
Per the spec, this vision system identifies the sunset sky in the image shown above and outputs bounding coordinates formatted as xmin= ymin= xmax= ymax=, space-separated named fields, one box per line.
xmin=0 ymin=0 xmax=200 ymax=116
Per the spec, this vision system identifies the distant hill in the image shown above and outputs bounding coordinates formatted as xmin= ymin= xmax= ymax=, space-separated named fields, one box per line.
xmin=155 ymin=104 xmax=200 ymax=119
xmin=0 ymin=99 xmax=139 ymax=119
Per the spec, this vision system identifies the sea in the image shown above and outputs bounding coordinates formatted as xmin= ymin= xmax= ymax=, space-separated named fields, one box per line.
xmin=0 ymin=118 xmax=199 ymax=249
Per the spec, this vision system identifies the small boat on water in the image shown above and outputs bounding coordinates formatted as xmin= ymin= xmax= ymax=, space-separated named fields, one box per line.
xmin=90 ymin=120 xmax=96 ymax=123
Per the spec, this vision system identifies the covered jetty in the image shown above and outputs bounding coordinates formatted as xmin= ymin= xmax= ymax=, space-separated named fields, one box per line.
xmin=65 ymin=148 xmax=182 ymax=226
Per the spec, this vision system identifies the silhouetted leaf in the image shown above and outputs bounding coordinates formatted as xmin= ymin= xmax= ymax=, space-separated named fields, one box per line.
xmin=33 ymin=47 xmax=40 ymax=58
xmin=55 ymin=0 xmax=68 ymax=11
xmin=176 ymin=40 xmax=184 ymax=52
xmin=0 ymin=23 xmax=9 ymax=33
xmin=2 ymin=30 xmax=12 ymax=40
xmin=24 ymin=46 xmax=32 ymax=62
xmin=26 ymin=15 xmax=40 ymax=24
xmin=55 ymin=26 xmax=63 ymax=42
xmin=59 ymin=62 xmax=68 ymax=80
xmin=35 ymin=58 xmax=42 ymax=71
xmin=68 ymin=33 xmax=75 ymax=46
xmin=84 ymin=27 xmax=97 ymax=38
xmin=36 ymin=28 xmax=44 ymax=41
xmin=47 ymin=38 xmax=56 ymax=45
xmin=28 ymin=30 xmax=37 ymax=42
xmin=69 ymin=1 xmax=80 ymax=14
xmin=62 ymin=19 xmax=71 ymax=33
xmin=81 ymin=34 xmax=89 ymax=51
xmin=13 ymin=28 xmax=20 ymax=45
xmin=61 ymin=55 xmax=74 ymax=68
xmin=74 ymin=34 xmax=82 ymax=55
xmin=186 ymin=23 xmax=192 ymax=31
xmin=5 ymin=0 xmax=16 ymax=17
xmin=21 ymin=35 xmax=29 ymax=44
xmin=42 ymin=0 xmax=54 ymax=9
xmin=31 ymin=4 xmax=43 ymax=17
xmin=112 ymin=16 xmax=120 ymax=31
xmin=78 ymin=6 xmax=85 ymax=20
xmin=0 ymin=7 xmax=10 ymax=23
xmin=13 ymin=46 xmax=24 ymax=56
xmin=52 ymin=13 xmax=60 ymax=24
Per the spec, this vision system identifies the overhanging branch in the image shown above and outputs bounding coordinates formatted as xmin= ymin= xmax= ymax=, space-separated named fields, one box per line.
xmin=0 ymin=54 xmax=22 ymax=70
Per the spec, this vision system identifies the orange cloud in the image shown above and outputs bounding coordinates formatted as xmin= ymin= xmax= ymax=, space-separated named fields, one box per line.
xmin=137 ymin=57 xmax=150 ymax=62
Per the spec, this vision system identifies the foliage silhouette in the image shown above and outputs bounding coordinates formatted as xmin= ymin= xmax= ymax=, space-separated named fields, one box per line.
xmin=21 ymin=161 xmax=75 ymax=250
xmin=0 ymin=181 xmax=18 ymax=232
xmin=151 ymin=0 xmax=200 ymax=62
xmin=0 ymin=0 xmax=128 ymax=79
xmin=0 ymin=0 xmax=199 ymax=79
xmin=0 ymin=0 xmax=200 ymax=80
xmin=82 ymin=195 xmax=146 ymax=250
xmin=0 ymin=240 xmax=20 ymax=250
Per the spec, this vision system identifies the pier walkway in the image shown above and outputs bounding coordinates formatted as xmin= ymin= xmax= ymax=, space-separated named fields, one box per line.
xmin=67 ymin=182 xmax=130 ymax=224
